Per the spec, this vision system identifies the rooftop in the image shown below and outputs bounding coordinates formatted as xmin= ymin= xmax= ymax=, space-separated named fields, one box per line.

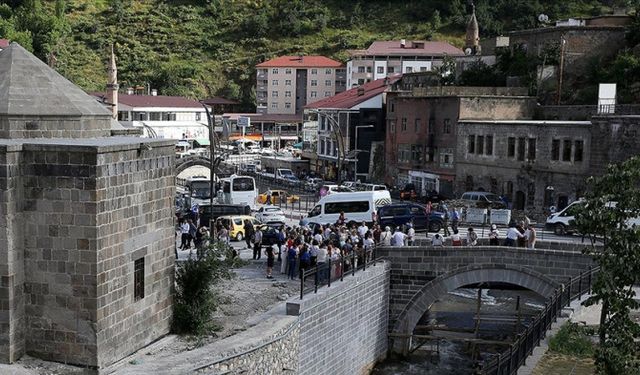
xmin=92 ymin=93 xmax=203 ymax=108
xmin=305 ymin=75 xmax=402 ymax=110
xmin=350 ymin=40 xmax=464 ymax=57
xmin=459 ymin=120 xmax=591 ymax=125
xmin=223 ymin=113 xmax=303 ymax=123
xmin=201 ymin=97 xmax=239 ymax=106
xmin=256 ymin=55 xmax=343 ymax=68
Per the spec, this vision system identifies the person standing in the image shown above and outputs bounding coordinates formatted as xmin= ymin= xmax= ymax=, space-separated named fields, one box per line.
xmin=466 ymin=227 xmax=478 ymax=246
xmin=441 ymin=203 xmax=451 ymax=236
xmin=358 ymin=221 xmax=368 ymax=238
xmin=179 ymin=219 xmax=190 ymax=250
xmin=525 ymin=224 xmax=537 ymax=249
xmin=392 ymin=227 xmax=406 ymax=247
xmin=407 ymin=223 xmax=416 ymax=246
xmin=253 ymin=227 xmax=263 ymax=260
xmin=505 ymin=224 xmax=524 ymax=247
xmin=265 ymin=246 xmax=274 ymax=279
xmin=451 ymin=229 xmax=462 ymax=246
xmin=451 ymin=208 xmax=460 ymax=233
xmin=244 ymin=219 xmax=255 ymax=249
xmin=287 ymin=245 xmax=298 ymax=280
xmin=489 ymin=224 xmax=500 ymax=246
xmin=380 ymin=226 xmax=392 ymax=246
xmin=187 ymin=219 xmax=197 ymax=249
xmin=316 ymin=243 xmax=328 ymax=282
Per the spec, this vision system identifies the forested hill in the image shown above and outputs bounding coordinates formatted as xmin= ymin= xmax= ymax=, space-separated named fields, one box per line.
xmin=0 ymin=0 xmax=619 ymax=110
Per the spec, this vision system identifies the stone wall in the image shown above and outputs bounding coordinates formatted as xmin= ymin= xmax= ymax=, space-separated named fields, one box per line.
xmin=94 ymin=141 xmax=175 ymax=368
xmin=589 ymin=115 xmax=640 ymax=176
xmin=287 ymin=262 xmax=390 ymax=375
xmin=459 ymin=96 xmax=536 ymax=120
xmin=0 ymin=143 xmax=25 ymax=363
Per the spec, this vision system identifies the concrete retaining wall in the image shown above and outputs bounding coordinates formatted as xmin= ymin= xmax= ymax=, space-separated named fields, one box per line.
xmin=287 ymin=262 xmax=391 ymax=375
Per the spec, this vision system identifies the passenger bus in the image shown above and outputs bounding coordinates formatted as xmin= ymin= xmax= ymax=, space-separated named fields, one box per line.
xmin=185 ymin=176 xmax=212 ymax=205
xmin=219 ymin=175 xmax=258 ymax=210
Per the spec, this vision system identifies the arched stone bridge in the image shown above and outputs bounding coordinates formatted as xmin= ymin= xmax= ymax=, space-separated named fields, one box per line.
xmin=175 ymin=155 xmax=232 ymax=175
xmin=376 ymin=242 xmax=595 ymax=354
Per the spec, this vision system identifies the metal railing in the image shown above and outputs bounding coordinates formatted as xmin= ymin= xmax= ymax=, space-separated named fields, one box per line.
xmin=299 ymin=247 xmax=379 ymax=300
xmin=476 ymin=266 xmax=599 ymax=374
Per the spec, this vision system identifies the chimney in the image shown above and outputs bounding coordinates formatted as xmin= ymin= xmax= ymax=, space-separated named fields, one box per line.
xmin=357 ymin=87 xmax=365 ymax=96
xmin=400 ymin=39 xmax=406 ymax=48
xmin=151 ymin=89 xmax=158 ymax=96
xmin=106 ymin=44 xmax=119 ymax=120
xmin=126 ymin=87 xmax=134 ymax=95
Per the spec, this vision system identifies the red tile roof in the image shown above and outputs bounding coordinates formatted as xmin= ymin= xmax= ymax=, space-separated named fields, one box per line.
xmin=305 ymin=75 xmax=402 ymax=110
xmin=91 ymin=93 xmax=203 ymax=108
xmin=353 ymin=40 xmax=464 ymax=57
xmin=257 ymin=55 xmax=343 ymax=68
xmin=201 ymin=97 xmax=239 ymax=106
xmin=0 ymin=39 xmax=10 ymax=49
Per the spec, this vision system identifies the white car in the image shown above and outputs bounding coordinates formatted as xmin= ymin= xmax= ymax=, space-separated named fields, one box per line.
xmin=256 ymin=206 xmax=286 ymax=223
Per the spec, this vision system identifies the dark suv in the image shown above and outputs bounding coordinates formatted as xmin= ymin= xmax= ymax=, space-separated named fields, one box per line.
xmin=377 ymin=203 xmax=444 ymax=232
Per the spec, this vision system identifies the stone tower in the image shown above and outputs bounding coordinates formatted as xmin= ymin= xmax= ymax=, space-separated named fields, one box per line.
xmin=464 ymin=3 xmax=481 ymax=55
xmin=106 ymin=44 xmax=119 ymax=119
xmin=0 ymin=43 xmax=175 ymax=369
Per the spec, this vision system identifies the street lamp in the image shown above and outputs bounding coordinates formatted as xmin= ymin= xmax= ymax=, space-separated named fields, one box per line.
xmin=199 ymin=100 xmax=216 ymax=210
xmin=354 ymin=125 xmax=374 ymax=182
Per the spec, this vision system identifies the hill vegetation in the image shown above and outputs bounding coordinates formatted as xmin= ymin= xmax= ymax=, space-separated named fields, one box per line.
xmin=0 ymin=0 xmax=629 ymax=109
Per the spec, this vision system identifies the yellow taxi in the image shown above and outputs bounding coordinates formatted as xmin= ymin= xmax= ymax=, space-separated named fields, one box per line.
xmin=215 ymin=215 xmax=261 ymax=241
xmin=257 ymin=189 xmax=299 ymax=205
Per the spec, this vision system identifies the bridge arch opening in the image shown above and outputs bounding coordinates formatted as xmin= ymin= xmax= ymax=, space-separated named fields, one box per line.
xmin=390 ymin=264 xmax=559 ymax=354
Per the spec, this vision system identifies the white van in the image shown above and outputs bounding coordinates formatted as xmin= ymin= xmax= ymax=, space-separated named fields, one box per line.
xmin=545 ymin=200 xmax=640 ymax=235
xmin=305 ymin=191 xmax=392 ymax=225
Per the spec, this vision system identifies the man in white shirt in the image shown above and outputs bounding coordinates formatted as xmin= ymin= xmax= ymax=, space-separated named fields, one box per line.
xmin=392 ymin=228 xmax=406 ymax=247
xmin=180 ymin=220 xmax=190 ymax=250
xmin=407 ymin=223 xmax=415 ymax=246
xmin=358 ymin=222 xmax=369 ymax=238
xmin=505 ymin=225 xmax=524 ymax=247
xmin=316 ymin=245 xmax=328 ymax=282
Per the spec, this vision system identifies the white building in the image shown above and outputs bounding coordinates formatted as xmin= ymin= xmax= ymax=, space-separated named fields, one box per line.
xmin=346 ymin=40 xmax=464 ymax=88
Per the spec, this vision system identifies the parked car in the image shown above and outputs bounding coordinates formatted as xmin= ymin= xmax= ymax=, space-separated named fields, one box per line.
xmin=544 ymin=200 xmax=583 ymax=235
xmin=459 ymin=191 xmax=507 ymax=209
xmin=257 ymin=190 xmax=299 ymax=204
xmin=304 ymin=191 xmax=392 ymax=226
xmin=377 ymin=203 xmax=444 ymax=233
xmin=256 ymin=206 xmax=286 ymax=223
xmin=305 ymin=177 xmax=324 ymax=191
xmin=215 ymin=215 xmax=261 ymax=241
xmin=257 ymin=222 xmax=286 ymax=248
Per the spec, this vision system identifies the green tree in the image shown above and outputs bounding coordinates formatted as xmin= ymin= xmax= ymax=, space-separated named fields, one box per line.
xmin=575 ymin=156 xmax=640 ymax=374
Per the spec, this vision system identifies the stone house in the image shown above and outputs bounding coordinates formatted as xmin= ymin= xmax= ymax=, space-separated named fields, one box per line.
xmin=0 ymin=44 xmax=174 ymax=369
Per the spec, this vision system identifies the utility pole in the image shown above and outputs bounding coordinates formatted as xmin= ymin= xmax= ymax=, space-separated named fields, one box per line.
xmin=556 ymin=37 xmax=566 ymax=105
xmin=199 ymin=100 xmax=216 ymax=219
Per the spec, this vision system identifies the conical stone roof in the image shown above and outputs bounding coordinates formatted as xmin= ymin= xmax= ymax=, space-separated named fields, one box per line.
xmin=0 ymin=43 xmax=111 ymax=116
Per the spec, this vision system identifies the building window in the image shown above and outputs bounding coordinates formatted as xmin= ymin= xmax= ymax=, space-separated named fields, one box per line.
xmin=134 ymin=257 xmax=145 ymax=301
xmin=325 ymin=68 xmax=332 ymax=74
xmin=196 ymin=112 xmax=201 ymax=121
xmin=477 ymin=135 xmax=484 ymax=155
xmin=377 ymin=66 xmax=384 ymax=74
xmin=272 ymin=68 xmax=278 ymax=74
xmin=486 ymin=135 xmax=493 ymax=155
xmin=357 ymin=79 xmax=365 ymax=85
xmin=507 ymin=137 xmax=516 ymax=157
xmin=320 ymin=139 xmax=325 ymax=155
xmin=285 ymin=102 xmax=291 ymax=109
xmin=468 ymin=135 xmax=475 ymax=154
xmin=428 ymin=118 xmax=434 ymax=134
xmin=271 ymin=102 xmax=278 ymax=109
xmin=527 ymin=138 xmax=536 ymax=161
xmin=563 ymin=140 xmax=572 ymax=161
xmin=414 ymin=118 xmax=421 ymax=132
xmin=150 ymin=112 xmax=161 ymax=121
xmin=551 ymin=139 xmax=560 ymax=160
xmin=162 ymin=112 xmax=176 ymax=121
xmin=406 ymin=67 xmax=413 ymax=73
xmin=311 ymin=91 xmax=317 ymax=98
xmin=311 ymin=68 xmax=318 ymax=75
xmin=272 ymin=91 xmax=278 ymax=98
xmin=325 ymin=80 xmax=332 ymax=86
xmin=389 ymin=120 xmax=396 ymax=133
xmin=440 ymin=149 xmax=454 ymax=168
xmin=574 ymin=140 xmax=584 ymax=162
xmin=366 ymin=66 xmax=372 ymax=73
xmin=401 ymin=117 xmax=407 ymax=131
xmin=285 ymin=68 xmax=292 ymax=74
xmin=390 ymin=102 xmax=395 ymax=113
xmin=411 ymin=144 xmax=423 ymax=162
xmin=272 ymin=80 xmax=278 ymax=86
xmin=324 ymin=92 xmax=331 ymax=97
xmin=443 ymin=119 xmax=451 ymax=134
xmin=420 ymin=67 xmax=428 ymax=72
xmin=388 ymin=67 xmax=395 ymax=73
xmin=517 ymin=137 xmax=526 ymax=161
xmin=398 ymin=144 xmax=411 ymax=162
xmin=358 ymin=66 xmax=365 ymax=73
xmin=285 ymin=91 xmax=292 ymax=97
xmin=311 ymin=80 xmax=318 ymax=86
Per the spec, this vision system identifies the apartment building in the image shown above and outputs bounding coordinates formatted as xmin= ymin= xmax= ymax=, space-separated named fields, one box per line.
xmin=346 ymin=40 xmax=464 ymax=88
xmin=256 ymin=56 xmax=346 ymax=115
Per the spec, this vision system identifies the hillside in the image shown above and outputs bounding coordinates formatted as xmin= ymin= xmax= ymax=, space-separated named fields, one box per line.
xmin=0 ymin=0 xmax=619 ymax=110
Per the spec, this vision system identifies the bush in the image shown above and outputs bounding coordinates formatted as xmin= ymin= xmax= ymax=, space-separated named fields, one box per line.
xmin=549 ymin=322 xmax=596 ymax=358
xmin=172 ymin=239 xmax=237 ymax=335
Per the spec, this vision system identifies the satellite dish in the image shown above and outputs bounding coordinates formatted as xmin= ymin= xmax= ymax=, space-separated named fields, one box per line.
xmin=538 ymin=13 xmax=549 ymax=23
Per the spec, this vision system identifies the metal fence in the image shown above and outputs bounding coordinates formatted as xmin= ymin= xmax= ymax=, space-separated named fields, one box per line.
xmin=298 ymin=247 xmax=379 ymax=300
xmin=476 ymin=266 xmax=599 ymax=374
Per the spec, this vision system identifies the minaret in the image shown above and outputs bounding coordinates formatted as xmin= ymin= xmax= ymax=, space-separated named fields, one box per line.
xmin=464 ymin=3 xmax=481 ymax=55
xmin=106 ymin=44 xmax=119 ymax=119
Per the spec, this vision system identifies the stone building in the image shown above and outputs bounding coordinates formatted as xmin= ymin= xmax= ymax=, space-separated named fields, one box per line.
xmin=0 ymin=44 xmax=174 ymax=369
xmin=385 ymin=73 xmax=533 ymax=197
xmin=455 ymin=119 xmax=592 ymax=212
